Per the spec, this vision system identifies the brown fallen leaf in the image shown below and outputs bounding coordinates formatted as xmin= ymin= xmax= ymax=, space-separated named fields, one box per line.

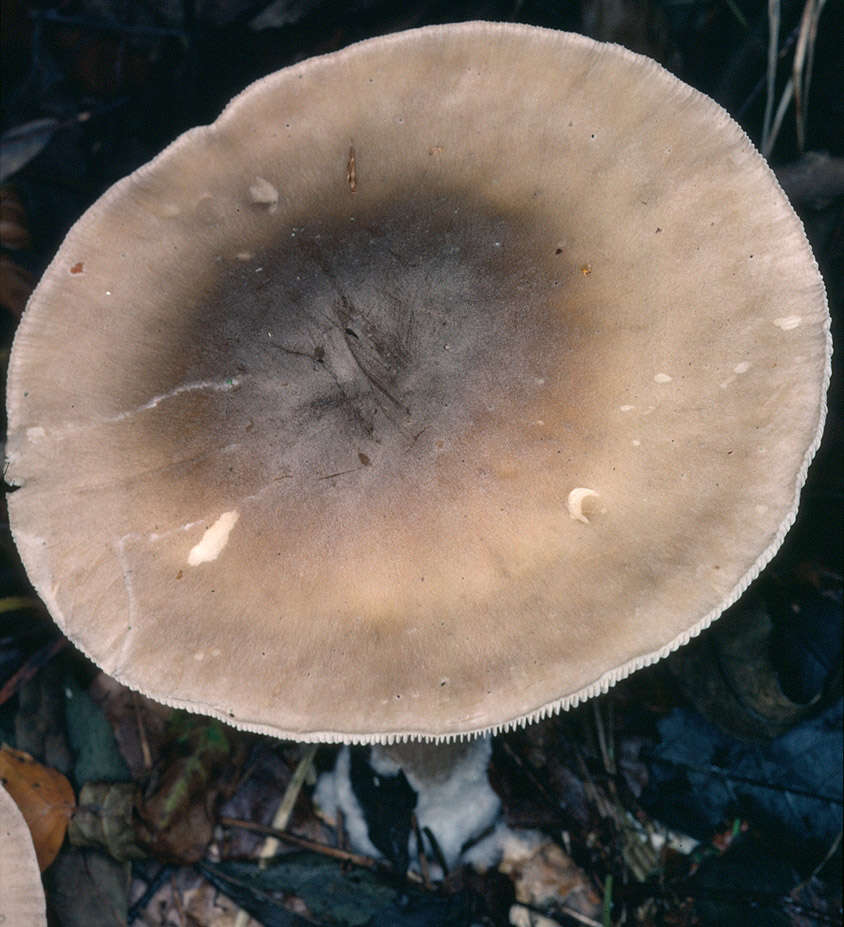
xmin=0 ymin=254 xmax=35 ymax=317
xmin=498 ymin=827 xmax=602 ymax=924
xmin=0 ymin=186 xmax=32 ymax=250
xmin=0 ymin=744 xmax=76 ymax=870
xmin=134 ymin=715 xmax=246 ymax=863
xmin=131 ymin=865 xmax=263 ymax=927
xmin=69 ymin=782 xmax=147 ymax=861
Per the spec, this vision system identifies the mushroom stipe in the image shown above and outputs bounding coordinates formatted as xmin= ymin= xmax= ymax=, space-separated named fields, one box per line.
xmin=5 ymin=23 xmax=830 ymax=743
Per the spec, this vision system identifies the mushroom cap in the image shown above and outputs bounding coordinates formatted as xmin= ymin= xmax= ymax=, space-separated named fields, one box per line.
xmin=0 ymin=784 xmax=48 ymax=926
xmin=5 ymin=23 xmax=830 ymax=742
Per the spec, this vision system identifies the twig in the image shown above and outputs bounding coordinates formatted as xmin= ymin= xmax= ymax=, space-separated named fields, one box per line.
xmin=592 ymin=702 xmax=616 ymax=776
xmin=811 ymin=829 xmax=842 ymax=880
xmin=259 ymin=745 xmax=318 ymax=862
xmin=0 ymin=637 xmax=67 ymax=706
xmin=573 ymin=746 xmax=614 ymax=821
xmin=411 ymin=813 xmax=431 ymax=888
xmin=422 ymin=826 xmax=449 ymax=877
xmin=336 ymin=806 xmax=347 ymax=852
xmin=127 ymin=864 xmax=175 ymax=924
xmin=132 ymin=690 xmax=153 ymax=771
xmin=220 ymin=816 xmax=424 ymax=883
xmin=500 ymin=740 xmax=565 ymax=815
xmin=791 ymin=829 xmax=843 ymax=896
xmin=234 ymin=744 xmax=318 ymax=927
xmin=575 ymin=746 xmax=657 ymax=883
xmin=171 ymin=880 xmax=186 ymax=927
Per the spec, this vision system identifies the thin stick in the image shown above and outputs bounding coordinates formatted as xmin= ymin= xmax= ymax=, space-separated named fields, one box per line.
xmin=220 ymin=815 xmax=423 ymax=883
xmin=259 ymin=744 xmax=318 ymax=862
xmin=132 ymin=691 xmax=153 ymax=771
xmin=170 ymin=880 xmax=186 ymax=927
xmin=411 ymin=813 xmax=431 ymax=888
xmin=423 ymin=826 xmax=449 ymax=877
xmin=0 ymin=637 xmax=68 ymax=706
xmin=500 ymin=740 xmax=563 ymax=814
xmin=791 ymin=829 xmax=843 ymax=896
xmin=233 ymin=745 xmax=318 ymax=927
xmin=336 ymin=806 xmax=347 ymax=851
xmin=592 ymin=701 xmax=616 ymax=776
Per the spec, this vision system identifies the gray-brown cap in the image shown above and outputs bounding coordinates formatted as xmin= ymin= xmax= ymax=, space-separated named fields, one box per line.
xmin=0 ymin=784 xmax=47 ymax=926
xmin=5 ymin=23 xmax=830 ymax=743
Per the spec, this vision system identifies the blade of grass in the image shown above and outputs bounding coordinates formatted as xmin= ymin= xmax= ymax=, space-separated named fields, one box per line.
xmin=796 ymin=0 xmax=828 ymax=151
xmin=0 ymin=596 xmax=42 ymax=614
xmin=762 ymin=0 xmax=781 ymax=155
xmin=765 ymin=75 xmax=795 ymax=158
xmin=602 ymin=873 xmax=614 ymax=927
xmin=724 ymin=0 xmax=749 ymax=29
xmin=793 ymin=0 xmax=815 ymax=152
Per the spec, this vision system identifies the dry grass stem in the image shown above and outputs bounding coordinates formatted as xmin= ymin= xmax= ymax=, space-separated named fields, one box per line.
xmin=234 ymin=744 xmax=318 ymax=927
xmin=762 ymin=0 xmax=828 ymax=157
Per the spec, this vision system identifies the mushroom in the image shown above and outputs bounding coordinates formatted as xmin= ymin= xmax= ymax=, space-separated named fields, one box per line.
xmin=5 ymin=23 xmax=830 ymax=744
xmin=315 ymin=737 xmax=501 ymax=872
xmin=0 ymin=784 xmax=47 ymax=926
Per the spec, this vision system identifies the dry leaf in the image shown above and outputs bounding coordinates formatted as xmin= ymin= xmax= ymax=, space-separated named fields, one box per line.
xmin=134 ymin=716 xmax=245 ymax=862
xmin=0 ymin=744 xmax=76 ymax=870
xmin=0 ymin=187 xmax=32 ymax=250
xmin=69 ymin=782 xmax=147 ymax=861
xmin=498 ymin=828 xmax=601 ymax=921
xmin=0 ymin=254 xmax=35 ymax=317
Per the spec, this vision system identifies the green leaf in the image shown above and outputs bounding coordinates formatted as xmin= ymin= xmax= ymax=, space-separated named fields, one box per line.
xmin=64 ymin=676 xmax=131 ymax=786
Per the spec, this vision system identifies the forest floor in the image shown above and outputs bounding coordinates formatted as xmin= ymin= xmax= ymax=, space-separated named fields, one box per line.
xmin=1 ymin=1 xmax=842 ymax=924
